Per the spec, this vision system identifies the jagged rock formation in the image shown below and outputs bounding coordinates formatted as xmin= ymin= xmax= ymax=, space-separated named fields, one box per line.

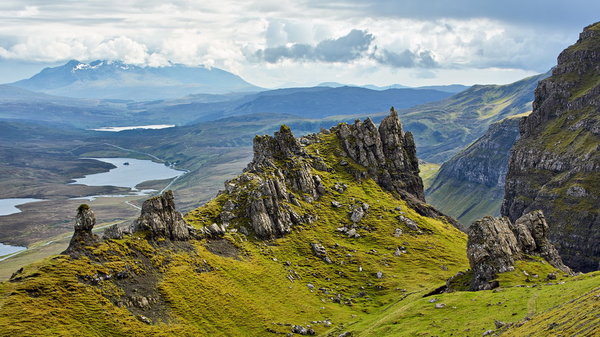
xmin=65 ymin=204 xmax=98 ymax=252
xmin=337 ymin=108 xmax=424 ymax=201
xmin=427 ymin=116 xmax=524 ymax=227
xmin=217 ymin=125 xmax=324 ymax=239
xmin=502 ymin=22 xmax=600 ymax=272
xmin=468 ymin=210 xmax=571 ymax=290
xmin=131 ymin=190 xmax=194 ymax=240
xmin=215 ymin=109 xmax=455 ymax=239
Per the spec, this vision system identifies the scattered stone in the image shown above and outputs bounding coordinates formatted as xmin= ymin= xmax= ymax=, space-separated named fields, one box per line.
xmin=137 ymin=315 xmax=151 ymax=324
xmin=435 ymin=303 xmax=445 ymax=309
xmin=495 ymin=320 xmax=505 ymax=329
xmin=307 ymin=283 xmax=314 ymax=290
xmin=375 ymin=271 xmax=384 ymax=279
xmin=393 ymin=228 xmax=403 ymax=237
xmin=547 ymin=272 xmax=557 ymax=280
xmin=346 ymin=228 xmax=360 ymax=238
xmin=482 ymin=330 xmax=494 ymax=336
xmin=310 ymin=243 xmax=332 ymax=264
xmin=350 ymin=207 xmax=365 ymax=223
xmin=331 ymin=201 xmax=342 ymax=208
xmin=291 ymin=325 xmax=315 ymax=335
xmin=394 ymin=247 xmax=406 ymax=256
xmin=429 ymin=298 xmax=439 ymax=303
xmin=333 ymin=183 xmax=348 ymax=193
xmin=398 ymin=215 xmax=420 ymax=231
xmin=339 ymin=160 xmax=349 ymax=166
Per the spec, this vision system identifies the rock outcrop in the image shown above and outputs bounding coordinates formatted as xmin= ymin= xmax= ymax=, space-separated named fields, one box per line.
xmin=426 ymin=116 xmax=524 ymax=227
xmin=218 ymin=125 xmax=324 ymax=239
xmin=215 ymin=109 xmax=456 ymax=239
xmin=335 ymin=108 xmax=456 ymax=225
xmin=468 ymin=210 xmax=571 ymax=290
xmin=131 ymin=190 xmax=194 ymax=240
xmin=337 ymin=108 xmax=424 ymax=201
xmin=502 ymin=22 xmax=600 ymax=271
xmin=65 ymin=204 xmax=98 ymax=253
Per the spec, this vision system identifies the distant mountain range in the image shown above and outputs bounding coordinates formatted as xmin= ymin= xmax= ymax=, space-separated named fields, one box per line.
xmin=0 ymin=83 xmax=455 ymax=128
xmin=9 ymin=60 xmax=262 ymax=100
xmin=318 ymin=82 xmax=470 ymax=93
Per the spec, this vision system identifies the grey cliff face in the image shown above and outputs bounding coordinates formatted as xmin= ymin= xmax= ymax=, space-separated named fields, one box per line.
xmin=336 ymin=108 xmax=424 ymax=201
xmin=131 ymin=190 xmax=194 ymax=240
xmin=467 ymin=210 xmax=571 ymax=291
xmin=502 ymin=23 xmax=600 ymax=272
xmin=434 ymin=117 xmax=522 ymax=189
xmin=426 ymin=117 xmax=523 ymax=227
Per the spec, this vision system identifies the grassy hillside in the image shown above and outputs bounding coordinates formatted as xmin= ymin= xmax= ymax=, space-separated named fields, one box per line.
xmin=398 ymin=73 xmax=546 ymax=163
xmin=1 ymin=122 xmax=598 ymax=336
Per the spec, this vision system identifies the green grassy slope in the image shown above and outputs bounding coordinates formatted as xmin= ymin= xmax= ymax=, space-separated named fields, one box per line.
xmin=398 ymin=73 xmax=546 ymax=163
xmin=1 ymin=122 xmax=597 ymax=336
xmin=426 ymin=178 xmax=503 ymax=228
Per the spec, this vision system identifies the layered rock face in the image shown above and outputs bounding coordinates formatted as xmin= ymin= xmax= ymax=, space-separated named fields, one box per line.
xmin=337 ymin=108 xmax=424 ymax=201
xmin=502 ymin=22 xmax=600 ymax=272
xmin=426 ymin=117 xmax=523 ymax=227
xmin=131 ymin=190 xmax=194 ymax=240
xmin=468 ymin=210 xmax=571 ymax=290
xmin=65 ymin=204 xmax=98 ymax=252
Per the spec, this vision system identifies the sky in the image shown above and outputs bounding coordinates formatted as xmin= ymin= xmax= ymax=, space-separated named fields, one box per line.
xmin=0 ymin=0 xmax=598 ymax=88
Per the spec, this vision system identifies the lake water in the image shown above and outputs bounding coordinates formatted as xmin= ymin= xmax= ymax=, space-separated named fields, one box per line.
xmin=70 ymin=158 xmax=185 ymax=189
xmin=0 ymin=198 xmax=44 ymax=216
xmin=0 ymin=243 xmax=26 ymax=261
xmin=91 ymin=125 xmax=175 ymax=132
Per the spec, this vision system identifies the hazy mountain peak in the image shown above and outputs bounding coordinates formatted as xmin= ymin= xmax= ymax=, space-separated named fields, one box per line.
xmin=10 ymin=60 xmax=261 ymax=100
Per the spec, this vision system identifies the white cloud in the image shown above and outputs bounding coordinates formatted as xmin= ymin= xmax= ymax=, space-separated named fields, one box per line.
xmin=0 ymin=0 xmax=592 ymax=86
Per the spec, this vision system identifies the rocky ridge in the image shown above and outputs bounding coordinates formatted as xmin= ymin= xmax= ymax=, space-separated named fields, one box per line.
xmin=467 ymin=210 xmax=571 ymax=290
xmin=204 ymin=108 xmax=455 ymax=239
xmin=337 ymin=108 xmax=424 ymax=201
xmin=502 ymin=22 xmax=600 ymax=271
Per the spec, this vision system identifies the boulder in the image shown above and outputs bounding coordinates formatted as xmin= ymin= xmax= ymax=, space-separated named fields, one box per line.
xmin=131 ymin=190 xmax=193 ymax=240
xmin=467 ymin=210 xmax=571 ymax=290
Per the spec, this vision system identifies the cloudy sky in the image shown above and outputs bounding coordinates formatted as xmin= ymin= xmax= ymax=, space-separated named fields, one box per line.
xmin=0 ymin=0 xmax=598 ymax=87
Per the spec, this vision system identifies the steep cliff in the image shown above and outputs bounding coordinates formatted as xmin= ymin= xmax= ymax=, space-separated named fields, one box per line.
xmin=502 ymin=22 xmax=600 ymax=272
xmin=426 ymin=116 xmax=524 ymax=227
